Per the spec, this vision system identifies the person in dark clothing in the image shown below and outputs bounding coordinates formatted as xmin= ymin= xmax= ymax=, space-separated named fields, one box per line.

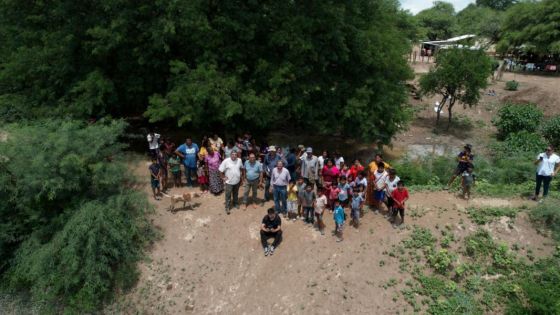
xmin=260 ymin=207 xmax=282 ymax=256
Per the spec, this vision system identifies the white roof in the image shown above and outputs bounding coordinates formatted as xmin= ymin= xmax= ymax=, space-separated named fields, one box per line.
xmin=422 ymin=34 xmax=476 ymax=46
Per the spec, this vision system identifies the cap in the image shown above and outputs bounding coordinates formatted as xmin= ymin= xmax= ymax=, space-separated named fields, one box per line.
xmin=268 ymin=145 xmax=276 ymax=152
xmin=306 ymin=147 xmax=313 ymax=153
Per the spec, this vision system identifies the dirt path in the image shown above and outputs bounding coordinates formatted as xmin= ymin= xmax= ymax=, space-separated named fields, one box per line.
xmin=106 ymin=160 xmax=553 ymax=315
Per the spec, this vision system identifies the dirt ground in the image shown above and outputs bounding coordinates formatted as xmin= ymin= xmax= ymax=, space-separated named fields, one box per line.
xmin=105 ymin=160 xmax=553 ymax=315
xmin=105 ymin=63 xmax=560 ymax=315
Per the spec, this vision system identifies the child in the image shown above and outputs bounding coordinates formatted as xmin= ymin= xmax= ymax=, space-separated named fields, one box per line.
xmin=390 ymin=181 xmax=409 ymax=228
xmin=168 ymin=153 xmax=182 ymax=187
xmin=327 ymin=181 xmax=340 ymax=213
xmin=302 ymin=184 xmax=316 ymax=224
xmin=149 ymin=157 xmax=162 ymax=200
xmin=337 ymin=176 xmax=351 ymax=209
xmin=296 ymin=177 xmax=307 ymax=219
xmin=373 ymin=162 xmax=388 ymax=214
xmin=384 ymin=168 xmax=400 ymax=219
xmin=287 ymin=179 xmax=299 ymax=221
xmin=333 ymin=200 xmax=345 ymax=242
xmin=197 ymin=160 xmax=209 ymax=193
xmin=340 ymin=164 xmax=351 ymax=181
xmin=315 ymin=189 xmax=328 ymax=235
xmin=461 ymin=166 xmax=476 ymax=200
xmin=350 ymin=188 xmax=364 ymax=228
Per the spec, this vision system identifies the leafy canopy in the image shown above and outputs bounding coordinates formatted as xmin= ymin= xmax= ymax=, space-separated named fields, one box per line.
xmin=419 ymin=48 xmax=493 ymax=126
xmin=0 ymin=119 xmax=154 ymax=312
xmin=416 ymin=1 xmax=457 ymax=41
xmin=476 ymin=0 xmax=517 ymax=11
xmin=456 ymin=4 xmax=503 ymax=44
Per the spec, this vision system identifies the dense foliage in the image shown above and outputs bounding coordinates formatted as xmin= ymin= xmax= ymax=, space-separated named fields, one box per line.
xmin=498 ymin=0 xmax=560 ymax=54
xmin=415 ymin=1 xmax=457 ymax=41
xmin=541 ymin=116 xmax=560 ymax=149
xmin=0 ymin=0 xmax=414 ymax=143
xmin=419 ymin=48 xmax=493 ymax=126
xmin=456 ymin=4 xmax=503 ymax=44
xmin=0 ymin=120 xmax=154 ymax=312
xmin=492 ymin=103 xmax=543 ymax=140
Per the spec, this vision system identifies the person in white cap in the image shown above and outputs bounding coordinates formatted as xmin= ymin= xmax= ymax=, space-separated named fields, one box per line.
xmin=263 ymin=146 xmax=285 ymax=202
xmin=300 ymin=147 xmax=319 ymax=186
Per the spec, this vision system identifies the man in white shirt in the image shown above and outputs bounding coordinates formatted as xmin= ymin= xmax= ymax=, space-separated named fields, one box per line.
xmin=532 ymin=145 xmax=560 ymax=201
xmin=384 ymin=168 xmax=400 ymax=218
xmin=147 ymin=131 xmax=160 ymax=158
xmin=219 ymin=151 xmax=243 ymax=214
xmin=269 ymin=161 xmax=291 ymax=216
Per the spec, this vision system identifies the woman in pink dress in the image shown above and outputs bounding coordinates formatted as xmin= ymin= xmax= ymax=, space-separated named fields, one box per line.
xmin=321 ymin=159 xmax=340 ymax=193
xmin=205 ymin=146 xmax=223 ymax=194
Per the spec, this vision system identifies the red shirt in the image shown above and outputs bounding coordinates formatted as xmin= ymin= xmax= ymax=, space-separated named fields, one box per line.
xmin=391 ymin=188 xmax=409 ymax=208
xmin=348 ymin=165 xmax=364 ymax=181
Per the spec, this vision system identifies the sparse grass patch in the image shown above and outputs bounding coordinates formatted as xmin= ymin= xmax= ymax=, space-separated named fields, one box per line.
xmin=467 ymin=207 xmax=519 ymax=225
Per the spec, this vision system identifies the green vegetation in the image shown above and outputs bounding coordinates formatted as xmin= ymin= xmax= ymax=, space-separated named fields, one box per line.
xmin=492 ymin=103 xmax=543 ymax=140
xmin=419 ymin=48 xmax=493 ymax=127
xmin=0 ymin=120 xmax=154 ymax=313
xmin=467 ymin=207 xmax=518 ymax=225
xmin=0 ymin=0 xmax=414 ymax=143
xmin=530 ymin=200 xmax=560 ymax=240
xmin=491 ymin=131 xmax=547 ymax=160
xmin=504 ymin=80 xmax=519 ymax=91
xmin=541 ymin=116 xmax=560 ymax=148
xmin=415 ymin=1 xmax=457 ymax=41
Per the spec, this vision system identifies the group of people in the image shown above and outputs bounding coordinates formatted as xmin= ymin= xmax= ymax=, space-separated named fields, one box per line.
xmin=147 ymin=131 xmax=560 ymax=257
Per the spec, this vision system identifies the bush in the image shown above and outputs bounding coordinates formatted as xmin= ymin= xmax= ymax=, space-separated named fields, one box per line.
xmin=505 ymin=80 xmax=519 ymax=91
xmin=492 ymin=103 xmax=543 ymax=140
xmin=530 ymin=199 xmax=560 ymax=240
xmin=491 ymin=131 xmax=547 ymax=160
xmin=541 ymin=115 xmax=560 ymax=148
xmin=0 ymin=119 xmax=154 ymax=312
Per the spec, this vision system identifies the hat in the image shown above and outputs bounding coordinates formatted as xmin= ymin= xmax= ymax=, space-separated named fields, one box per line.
xmin=306 ymin=147 xmax=313 ymax=153
xmin=268 ymin=145 xmax=277 ymax=152
xmin=298 ymin=144 xmax=305 ymax=149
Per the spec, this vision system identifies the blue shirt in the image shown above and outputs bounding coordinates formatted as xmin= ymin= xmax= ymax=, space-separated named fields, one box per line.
xmin=338 ymin=183 xmax=350 ymax=201
xmin=264 ymin=153 xmax=283 ymax=175
xmin=244 ymin=160 xmax=263 ymax=181
xmin=177 ymin=143 xmax=199 ymax=168
xmin=286 ymin=153 xmax=296 ymax=172
xmin=351 ymin=195 xmax=364 ymax=209
xmin=334 ymin=205 xmax=345 ymax=224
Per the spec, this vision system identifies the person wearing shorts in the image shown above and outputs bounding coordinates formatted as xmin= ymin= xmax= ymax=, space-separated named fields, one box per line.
xmin=373 ymin=162 xmax=388 ymax=214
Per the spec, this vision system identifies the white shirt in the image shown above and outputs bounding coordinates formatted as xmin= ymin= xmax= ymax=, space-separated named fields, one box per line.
xmin=537 ymin=153 xmax=560 ymax=176
xmin=218 ymin=157 xmax=243 ymax=185
xmin=374 ymin=170 xmax=388 ymax=190
xmin=384 ymin=176 xmax=400 ymax=195
xmin=147 ymin=133 xmax=160 ymax=150
xmin=318 ymin=156 xmax=326 ymax=170
xmin=335 ymin=156 xmax=344 ymax=169
xmin=271 ymin=167 xmax=291 ymax=186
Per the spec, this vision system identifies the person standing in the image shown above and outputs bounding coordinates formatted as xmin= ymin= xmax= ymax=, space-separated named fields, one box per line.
xmin=260 ymin=208 xmax=282 ymax=257
xmin=147 ymin=130 xmax=161 ymax=158
xmin=205 ymin=146 xmax=223 ymax=194
xmin=175 ymin=137 xmax=199 ymax=187
xmin=209 ymin=133 xmax=224 ymax=153
xmin=286 ymin=148 xmax=297 ymax=181
xmin=532 ymin=146 xmax=560 ymax=201
xmin=263 ymin=146 xmax=284 ymax=202
xmin=219 ymin=151 xmax=243 ymax=215
xmin=269 ymin=160 xmax=291 ymax=216
xmin=367 ymin=154 xmax=390 ymax=208
xmin=149 ymin=157 xmax=162 ymax=200
xmin=300 ymin=147 xmax=319 ymax=187
xmin=444 ymin=144 xmax=474 ymax=190
xmin=243 ymin=153 xmax=263 ymax=209
xmin=317 ymin=150 xmax=329 ymax=188
xmin=321 ymin=159 xmax=340 ymax=191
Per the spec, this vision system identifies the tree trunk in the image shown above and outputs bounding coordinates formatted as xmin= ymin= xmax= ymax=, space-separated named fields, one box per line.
xmin=447 ymin=98 xmax=456 ymax=130
xmin=435 ymin=95 xmax=447 ymax=125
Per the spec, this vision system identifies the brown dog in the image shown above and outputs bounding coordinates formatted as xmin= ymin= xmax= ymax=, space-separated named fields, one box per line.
xmin=161 ymin=192 xmax=200 ymax=212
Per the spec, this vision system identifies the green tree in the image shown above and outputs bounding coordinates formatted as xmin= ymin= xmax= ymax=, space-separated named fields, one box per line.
xmin=0 ymin=119 xmax=154 ymax=312
xmin=476 ymin=0 xmax=517 ymax=11
xmin=415 ymin=1 xmax=457 ymax=41
xmin=457 ymin=4 xmax=503 ymax=44
xmin=498 ymin=0 xmax=560 ymax=54
xmin=419 ymin=48 xmax=493 ymax=127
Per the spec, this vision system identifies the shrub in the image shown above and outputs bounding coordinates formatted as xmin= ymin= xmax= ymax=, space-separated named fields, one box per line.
xmin=529 ymin=199 xmax=560 ymax=240
xmin=492 ymin=103 xmax=543 ymax=140
xmin=467 ymin=207 xmax=519 ymax=225
xmin=541 ymin=115 xmax=560 ymax=148
xmin=464 ymin=230 xmax=496 ymax=258
xmin=491 ymin=131 xmax=547 ymax=160
xmin=505 ymin=80 xmax=519 ymax=91
xmin=428 ymin=249 xmax=455 ymax=274
xmin=0 ymin=119 xmax=154 ymax=312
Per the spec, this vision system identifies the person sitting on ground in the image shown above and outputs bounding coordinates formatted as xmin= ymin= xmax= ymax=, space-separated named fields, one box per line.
xmin=315 ymin=189 xmax=328 ymax=235
xmin=261 ymin=207 xmax=282 ymax=257
xmin=149 ymin=157 xmax=162 ymax=200
xmin=350 ymin=188 xmax=364 ymax=229
xmin=445 ymin=144 xmax=473 ymax=190
xmin=333 ymin=199 xmax=345 ymax=242
xmin=461 ymin=166 xmax=476 ymax=200
xmin=390 ymin=181 xmax=409 ymax=229
xmin=532 ymin=145 xmax=560 ymax=202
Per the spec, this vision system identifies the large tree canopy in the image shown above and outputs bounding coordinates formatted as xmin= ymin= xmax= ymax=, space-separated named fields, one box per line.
xmin=416 ymin=1 xmax=457 ymax=41
xmin=498 ymin=0 xmax=560 ymax=54
xmin=457 ymin=4 xmax=503 ymax=44
xmin=0 ymin=0 xmax=413 ymax=143
xmin=476 ymin=0 xmax=517 ymax=11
